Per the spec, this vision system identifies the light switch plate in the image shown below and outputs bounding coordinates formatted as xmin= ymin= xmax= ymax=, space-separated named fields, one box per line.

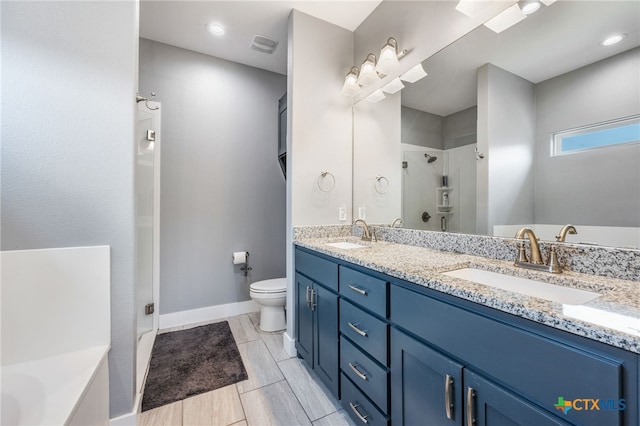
xmin=358 ymin=206 xmax=366 ymax=220
xmin=339 ymin=206 xmax=347 ymax=221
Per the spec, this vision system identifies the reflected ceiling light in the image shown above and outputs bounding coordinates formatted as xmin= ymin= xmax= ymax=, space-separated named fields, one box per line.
xmin=376 ymin=38 xmax=401 ymax=76
xmin=602 ymin=33 xmax=626 ymax=46
xmin=357 ymin=53 xmax=381 ymax=86
xmin=400 ymin=63 xmax=427 ymax=83
xmin=365 ymin=89 xmax=386 ymax=103
xmin=520 ymin=0 xmax=541 ymax=15
xmin=382 ymin=77 xmax=405 ymax=94
xmin=340 ymin=66 xmax=361 ymax=97
xmin=540 ymin=0 xmax=556 ymax=5
xmin=483 ymin=4 xmax=527 ymax=33
xmin=455 ymin=0 xmax=486 ymax=17
xmin=206 ymin=23 xmax=225 ymax=36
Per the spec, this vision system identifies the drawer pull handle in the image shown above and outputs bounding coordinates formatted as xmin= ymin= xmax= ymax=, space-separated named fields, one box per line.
xmin=305 ymin=286 xmax=311 ymax=308
xmin=349 ymin=402 xmax=369 ymax=424
xmin=348 ymin=284 xmax=368 ymax=296
xmin=348 ymin=322 xmax=368 ymax=337
xmin=348 ymin=362 xmax=368 ymax=381
xmin=310 ymin=289 xmax=317 ymax=311
xmin=445 ymin=374 xmax=454 ymax=420
xmin=467 ymin=387 xmax=476 ymax=425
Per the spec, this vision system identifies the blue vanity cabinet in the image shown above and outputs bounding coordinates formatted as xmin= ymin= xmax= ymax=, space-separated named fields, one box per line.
xmin=464 ymin=370 xmax=572 ymax=426
xmin=338 ymin=265 xmax=391 ymax=425
xmin=391 ymin=328 xmax=574 ymax=426
xmin=294 ymin=248 xmax=339 ymax=397
xmin=390 ymin=328 xmax=463 ymax=425
xmin=390 ymin=282 xmax=636 ymax=426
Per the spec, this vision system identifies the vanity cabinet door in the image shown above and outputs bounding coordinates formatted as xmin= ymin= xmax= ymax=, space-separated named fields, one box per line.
xmin=391 ymin=328 xmax=463 ymax=426
xmin=464 ymin=370 xmax=571 ymax=426
xmin=294 ymin=267 xmax=339 ymax=398
xmin=295 ymin=273 xmax=314 ymax=364
xmin=313 ymin=282 xmax=339 ymax=397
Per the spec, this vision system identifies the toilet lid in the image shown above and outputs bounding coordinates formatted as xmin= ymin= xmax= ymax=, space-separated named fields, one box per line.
xmin=250 ymin=278 xmax=287 ymax=294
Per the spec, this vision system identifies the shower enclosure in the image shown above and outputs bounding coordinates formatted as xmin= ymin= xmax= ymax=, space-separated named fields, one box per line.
xmin=401 ymin=144 xmax=477 ymax=233
xmin=135 ymin=99 xmax=161 ymax=401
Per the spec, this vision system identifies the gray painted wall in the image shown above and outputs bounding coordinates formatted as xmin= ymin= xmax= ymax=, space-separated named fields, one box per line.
xmin=139 ymin=39 xmax=287 ymax=314
xmin=444 ymin=106 xmax=477 ymax=150
xmin=1 ymin=1 xmax=137 ymax=417
xmin=401 ymin=106 xmax=443 ymax=149
xmin=534 ymin=47 xmax=640 ymax=226
xmin=477 ymin=64 xmax=536 ymax=235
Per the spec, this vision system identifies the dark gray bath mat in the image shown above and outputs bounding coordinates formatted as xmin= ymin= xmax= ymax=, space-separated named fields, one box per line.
xmin=141 ymin=321 xmax=247 ymax=411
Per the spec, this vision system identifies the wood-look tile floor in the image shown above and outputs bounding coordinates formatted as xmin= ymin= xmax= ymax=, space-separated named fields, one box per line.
xmin=138 ymin=313 xmax=356 ymax=426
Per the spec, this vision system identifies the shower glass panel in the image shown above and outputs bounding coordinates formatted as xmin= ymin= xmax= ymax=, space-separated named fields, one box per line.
xmin=135 ymin=100 xmax=160 ymax=397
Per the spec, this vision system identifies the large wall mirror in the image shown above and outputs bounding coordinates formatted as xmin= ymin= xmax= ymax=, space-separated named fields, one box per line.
xmin=353 ymin=0 xmax=640 ymax=249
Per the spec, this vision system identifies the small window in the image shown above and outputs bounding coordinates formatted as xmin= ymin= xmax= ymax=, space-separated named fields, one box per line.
xmin=552 ymin=115 xmax=640 ymax=156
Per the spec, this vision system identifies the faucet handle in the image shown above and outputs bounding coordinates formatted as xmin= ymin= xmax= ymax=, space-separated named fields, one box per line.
xmin=515 ymin=242 xmax=528 ymax=264
xmin=546 ymin=246 xmax=563 ymax=274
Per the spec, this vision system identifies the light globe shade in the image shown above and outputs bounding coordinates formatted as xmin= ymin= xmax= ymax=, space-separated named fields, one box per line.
xmin=376 ymin=39 xmax=400 ymax=76
xmin=340 ymin=67 xmax=361 ymax=97
xmin=483 ymin=4 xmax=526 ymax=33
xmin=357 ymin=54 xmax=380 ymax=86
xmin=400 ymin=63 xmax=427 ymax=83
xmin=382 ymin=77 xmax=405 ymax=94
xmin=365 ymin=89 xmax=386 ymax=103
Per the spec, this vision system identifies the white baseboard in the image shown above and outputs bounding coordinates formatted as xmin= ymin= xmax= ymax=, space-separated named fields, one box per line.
xmin=283 ymin=332 xmax=297 ymax=358
xmin=159 ymin=300 xmax=260 ymax=331
xmin=109 ymin=411 xmax=136 ymax=426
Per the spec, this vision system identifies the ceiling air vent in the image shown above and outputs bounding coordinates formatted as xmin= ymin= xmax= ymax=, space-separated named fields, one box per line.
xmin=250 ymin=35 xmax=279 ymax=54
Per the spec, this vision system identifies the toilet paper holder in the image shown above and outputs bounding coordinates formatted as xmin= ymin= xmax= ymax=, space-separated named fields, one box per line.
xmin=233 ymin=251 xmax=253 ymax=276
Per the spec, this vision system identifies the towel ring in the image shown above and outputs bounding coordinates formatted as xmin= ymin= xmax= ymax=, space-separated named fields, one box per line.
xmin=136 ymin=92 xmax=160 ymax=111
xmin=317 ymin=171 xmax=336 ymax=192
xmin=375 ymin=175 xmax=389 ymax=194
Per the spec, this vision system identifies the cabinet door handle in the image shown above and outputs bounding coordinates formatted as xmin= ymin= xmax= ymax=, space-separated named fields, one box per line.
xmin=310 ymin=289 xmax=317 ymax=311
xmin=466 ymin=387 xmax=476 ymax=426
xmin=349 ymin=402 xmax=369 ymax=424
xmin=305 ymin=286 xmax=311 ymax=308
xmin=348 ymin=284 xmax=368 ymax=296
xmin=348 ymin=362 xmax=368 ymax=381
xmin=348 ymin=322 xmax=368 ymax=337
xmin=445 ymin=374 xmax=454 ymax=420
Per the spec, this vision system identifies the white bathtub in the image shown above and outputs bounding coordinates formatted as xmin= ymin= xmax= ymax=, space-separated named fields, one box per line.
xmin=1 ymin=246 xmax=111 ymax=426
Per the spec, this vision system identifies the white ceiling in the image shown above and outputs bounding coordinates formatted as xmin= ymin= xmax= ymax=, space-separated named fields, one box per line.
xmin=400 ymin=1 xmax=640 ymax=116
xmin=140 ymin=0 xmax=382 ymax=75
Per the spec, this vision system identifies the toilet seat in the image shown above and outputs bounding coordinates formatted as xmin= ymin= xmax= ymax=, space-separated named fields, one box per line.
xmin=250 ymin=278 xmax=286 ymax=295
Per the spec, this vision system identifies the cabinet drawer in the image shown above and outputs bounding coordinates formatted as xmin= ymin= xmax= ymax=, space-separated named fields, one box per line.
xmin=341 ymin=335 xmax=389 ymax=414
xmin=295 ymin=249 xmax=338 ymax=291
xmin=339 ymin=266 xmax=388 ymax=316
xmin=391 ymin=284 xmax=624 ymax=425
xmin=341 ymin=373 xmax=389 ymax=426
xmin=340 ymin=300 xmax=388 ymax=366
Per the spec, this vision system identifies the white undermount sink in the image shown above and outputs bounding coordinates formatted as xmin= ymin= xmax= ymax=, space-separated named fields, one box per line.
xmin=442 ymin=268 xmax=601 ymax=305
xmin=325 ymin=241 xmax=367 ymax=250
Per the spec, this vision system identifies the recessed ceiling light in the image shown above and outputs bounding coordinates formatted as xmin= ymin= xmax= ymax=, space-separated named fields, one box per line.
xmin=520 ymin=1 xmax=541 ymax=15
xmin=602 ymin=33 xmax=626 ymax=46
xmin=206 ymin=23 xmax=225 ymax=36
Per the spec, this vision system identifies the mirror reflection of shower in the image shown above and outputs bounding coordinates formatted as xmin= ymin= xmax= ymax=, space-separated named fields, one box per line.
xmin=424 ymin=153 xmax=438 ymax=163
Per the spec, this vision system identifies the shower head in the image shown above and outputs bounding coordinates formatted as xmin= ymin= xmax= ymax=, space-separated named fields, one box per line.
xmin=425 ymin=154 xmax=438 ymax=163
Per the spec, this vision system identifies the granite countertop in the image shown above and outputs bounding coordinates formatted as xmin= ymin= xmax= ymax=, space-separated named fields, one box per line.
xmin=295 ymin=237 xmax=640 ymax=354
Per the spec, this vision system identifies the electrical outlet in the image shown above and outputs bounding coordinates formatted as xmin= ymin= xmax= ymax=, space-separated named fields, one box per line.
xmin=358 ymin=206 xmax=366 ymax=220
xmin=339 ymin=206 xmax=347 ymax=221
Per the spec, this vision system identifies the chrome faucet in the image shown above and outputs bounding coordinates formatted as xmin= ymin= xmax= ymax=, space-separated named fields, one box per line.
xmin=514 ymin=227 xmax=562 ymax=273
xmin=556 ymin=224 xmax=577 ymax=242
xmin=391 ymin=218 xmax=403 ymax=228
xmin=354 ymin=219 xmax=376 ymax=242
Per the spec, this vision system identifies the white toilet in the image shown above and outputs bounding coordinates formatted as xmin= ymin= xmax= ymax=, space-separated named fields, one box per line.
xmin=249 ymin=278 xmax=287 ymax=332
